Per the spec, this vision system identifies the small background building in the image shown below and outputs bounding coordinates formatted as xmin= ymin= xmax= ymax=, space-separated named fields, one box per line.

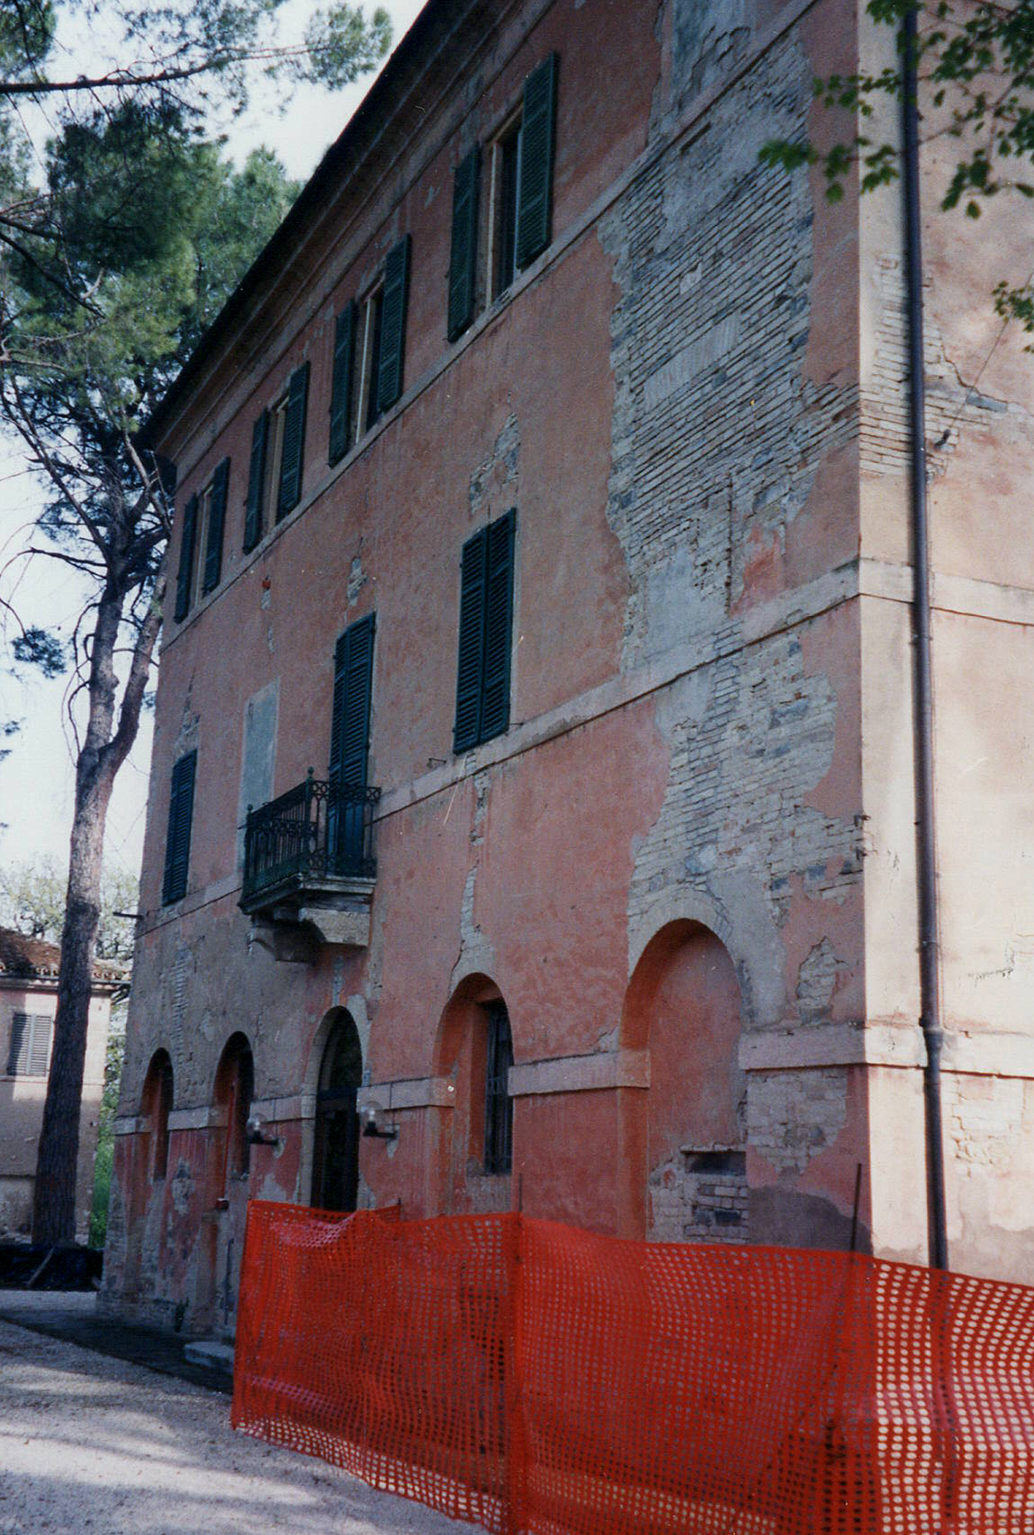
xmin=0 ymin=928 xmax=120 ymax=1242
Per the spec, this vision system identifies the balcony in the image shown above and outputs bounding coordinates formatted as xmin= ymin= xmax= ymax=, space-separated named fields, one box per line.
xmin=240 ymin=772 xmax=380 ymax=957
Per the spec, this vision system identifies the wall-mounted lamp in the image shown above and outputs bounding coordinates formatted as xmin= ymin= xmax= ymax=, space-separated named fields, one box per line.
xmin=361 ymin=1104 xmax=398 ymax=1141
xmin=246 ymin=1113 xmax=282 ymax=1149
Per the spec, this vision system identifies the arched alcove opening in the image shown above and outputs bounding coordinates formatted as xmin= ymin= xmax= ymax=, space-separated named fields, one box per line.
xmin=311 ymin=1010 xmax=363 ymax=1212
xmin=620 ymin=920 xmax=746 ymax=1244
xmin=433 ymin=974 xmax=514 ymax=1213
xmin=213 ymin=1032 xmax=254 ymax=1191
xmin=141 ymin=1049 xmax=174 ymax=1182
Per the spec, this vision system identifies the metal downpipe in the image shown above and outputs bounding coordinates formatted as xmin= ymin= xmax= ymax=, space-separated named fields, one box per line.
xmin=901 ymin=7 xmax=948 ymax=1270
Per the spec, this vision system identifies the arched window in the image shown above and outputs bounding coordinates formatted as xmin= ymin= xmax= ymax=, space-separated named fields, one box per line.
xmin=142 ymin=1049 xmax=174 ymax=1181
xmin=214 ymin=1033 xmax=254 ymax=1185
xmin=311 ymin=1013 xmax=363 ymax=1212
xmin=483 ymin=1001 xmax=513 ymax=1176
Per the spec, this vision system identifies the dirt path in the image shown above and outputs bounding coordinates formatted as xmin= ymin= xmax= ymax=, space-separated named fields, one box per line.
xmin=0 ymin=1316 xmax=478 ymax=1535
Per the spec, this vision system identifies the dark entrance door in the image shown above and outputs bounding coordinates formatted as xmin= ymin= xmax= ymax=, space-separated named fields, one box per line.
xmin=311 ymin=1013 xmax=362 ymax=1212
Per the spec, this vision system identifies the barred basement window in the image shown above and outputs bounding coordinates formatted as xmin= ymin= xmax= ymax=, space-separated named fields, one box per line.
xmin=484 ymin=1001 xmax=513 ymax=1176
xmin=6 ymin=1012 xmax=53 ymax=1078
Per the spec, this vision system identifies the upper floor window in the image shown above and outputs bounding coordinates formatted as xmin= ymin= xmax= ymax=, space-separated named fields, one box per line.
xmin=162 ymin=749 xmax=197 ymax=905
xmin=453 ymin=509 xmax=516 ymax=754
xmin=329 ymin=235 xmax=411 ymax=466
xmin=242 ymin=363 xmax=309 ymax=551
xmin=6 ymin=1012 xmax=53 ymax=1078
xmin=447 ymin=53 xmax=558 ymax=340
xmin=173 ymin=458 xmax=229 ymax=622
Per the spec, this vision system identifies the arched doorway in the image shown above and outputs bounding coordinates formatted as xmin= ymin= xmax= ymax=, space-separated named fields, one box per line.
xmin=198 ymin=1032 xmax=254 ymax=1336
xmin=311 ymin=1012 xmax=362 ymax=1212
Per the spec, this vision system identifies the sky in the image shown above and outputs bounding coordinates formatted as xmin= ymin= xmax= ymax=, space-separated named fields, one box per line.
xmin=0 ymin=0 xmax=426 ymax=881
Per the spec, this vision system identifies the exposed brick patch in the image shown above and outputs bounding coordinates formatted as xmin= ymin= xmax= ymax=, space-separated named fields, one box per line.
xmin=747 ymin=1067 xmax=848 ymax=1174
xmin=649 ymin=1148 xmax=749 ymax=1244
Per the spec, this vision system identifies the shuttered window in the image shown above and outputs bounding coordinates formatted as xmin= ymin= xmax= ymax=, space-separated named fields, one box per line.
xmin=453 ymin=509 xmax=516 ymax=754
xmin=484 ymin=1001 xmax=513 ymax=1175
xmin=7 ymin=1013 xmax=53 ymax=1078
xmin=329 ymin=301 xmax=357 ymax=466
xmin=516 ymin=53 xmax=558 ymax=271
xmin=328 ymin=614 xmax=375 ymax=870
xmin=375 ymin=235 xmax=411 ymax=417
xmin=448 ymin=145 xmax=480 ymax=341
xmin=243 ymin=411 xmax=268 ymax=552
xmin=201 ymin=457 xmax=230 ymax=593
xmin=173 ymin=493 xmax=198 ymax=623
xmin=162 ymin=750 xmax=197 ymax=906
xmin=277 ymin=362 xmax=310 ymax=521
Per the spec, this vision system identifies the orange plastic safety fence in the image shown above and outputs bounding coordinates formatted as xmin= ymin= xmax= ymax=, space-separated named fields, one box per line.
xmin=232 ymin=1202 xmax=1034 ymax=1535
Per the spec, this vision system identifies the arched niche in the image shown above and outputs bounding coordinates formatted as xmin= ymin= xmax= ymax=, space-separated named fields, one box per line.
xmin=310 ymin=1010 xmax=363 ymax=1213
xmin=620 ymin=920 xmax=747 ymax=1244
xmin=212 ymin=1031 xmax=255 ymax=1189
xmin=140 ymin=1048 xmax=174 ymax=1182
xmin=433 ymin=973 xmax=514 ymax=1211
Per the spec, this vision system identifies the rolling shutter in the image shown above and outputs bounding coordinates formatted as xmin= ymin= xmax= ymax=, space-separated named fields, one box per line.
xmin=173 ymin=493 xmax=198 ymax=623
xmin=202 ymin=457 xmax=230 ymax=593
xmin=277 ymin=362 xmax=310 ymax=521
xmin=516 ymin=53 xmax=558 ymax=271
xmin=448 ymin=146 xmax=481 ymax=342
xmin=376 ymin=235 xmax=411 ymax=417
xmin=480 ymin=510 xmax=515 ymax=743
xmin=453 ymin=526 xmax=488 ymax=754
xmin=162 ymin=750 xmax=197 ymax=906
xmin=243 ymin=411 xmax=268 ymax=552
xmin=329 ymin=302 xmax=357 ymax=467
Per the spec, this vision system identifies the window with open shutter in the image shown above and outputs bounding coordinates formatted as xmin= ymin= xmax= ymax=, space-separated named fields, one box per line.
xmin=162 ymin=750 xmax=197 ymax=906
xmin=173 ymin=494 xmax=198 ymax=622
xmin=243 ymin=412 xmax=268 ymax=552
xmin=453 ymin=509 xmax=516 ymax=754
xmin=376 ymin=235 xmax=411 ymax=417
xmin=516 ymin=53 xmax=558 ymax=271
xmin=202 ymin=458 xmax=230 ymax=593
xmin=448 ymin=146 xmax=480 ymax=342
xmin=328 ymin=614 xmax=375 ymax=870
xmin=329 ymin=302 xmax=357 ymax=466
xmin=277 ymin=362 xmax=309 ymax=521
xmin=7 ymin=1013 xmax=53 ymax=1078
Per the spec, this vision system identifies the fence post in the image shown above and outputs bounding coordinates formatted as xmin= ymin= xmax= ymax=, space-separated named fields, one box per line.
xmin=504 ymin=1212 xmax=527 ymax=1535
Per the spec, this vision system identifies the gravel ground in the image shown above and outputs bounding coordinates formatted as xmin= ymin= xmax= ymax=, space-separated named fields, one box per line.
xmin=0 ymin=1311 xmax=479 ymax=1535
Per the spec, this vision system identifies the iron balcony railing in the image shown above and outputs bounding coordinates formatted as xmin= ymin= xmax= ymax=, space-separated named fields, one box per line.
xmin=241 ymin=771 xmax=380 ymax=905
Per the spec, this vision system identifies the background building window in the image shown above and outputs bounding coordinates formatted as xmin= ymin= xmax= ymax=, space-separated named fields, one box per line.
xmin=484 ymin=1000 xmax=513 ymax=1176
xmin=6 ymin=1012 xmax=53 ymax=1078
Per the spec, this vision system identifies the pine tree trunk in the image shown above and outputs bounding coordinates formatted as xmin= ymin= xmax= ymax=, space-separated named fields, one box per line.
xmin=30 ymin=771 xmax=113 ymax=1245
xmin=30 ymin=560 xmax=161 ymax=1246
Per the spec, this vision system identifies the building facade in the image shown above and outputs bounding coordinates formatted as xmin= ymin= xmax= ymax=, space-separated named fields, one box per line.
xmin=1 ymin=928 xmax=118 ymax=1241
xmin=103 ymin=0 xmax=1034 ymax=1336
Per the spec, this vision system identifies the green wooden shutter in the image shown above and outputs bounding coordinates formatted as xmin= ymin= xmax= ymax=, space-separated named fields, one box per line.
xmin=448 ymin=145 xmax=481 ymax=342
xmin=376 ymin=234 xmax=411 ymax=417
xmin=162 ymin=750 xmax=197 ymax=905
xmin=173 ymin=494 xmax=198 ymax=622
xmin=243 ymin=412 xmax=268 ymax=552
xmin=453 ymin=526 xmax=488 ymax=753
xmin=7 ymin=1013 xmax=29 ymax=1075
xmin=480 ymin=510 xmax=515 ymax=743
xmin=277 ymin=362 xmax=310 ymax=521
xmin=329 ymin=302 xmax=357 ymax=466
xmin=329 ymin=614 xmax=375 ymax=789
xmin=202 ymin=457 xmax=230 ymax=593
xmin=516 ymin=53 xmax=558 ymax=270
